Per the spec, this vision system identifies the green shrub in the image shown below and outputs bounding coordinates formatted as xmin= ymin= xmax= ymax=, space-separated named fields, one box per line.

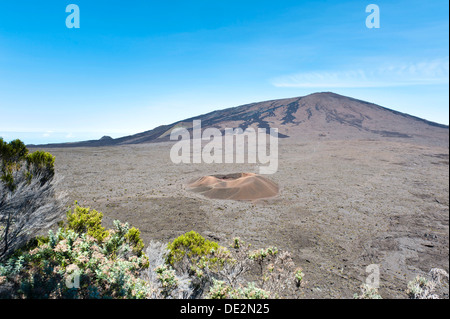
xmin=166 ymin=231 xmax=219 ymax=266
xmin=207 ymin=279 xmax=233 ymax=299
xmin=249 ymin=247 xmax=278 ymax=261
xmin=125 ymin=227 xmax=145 ymax=256
xmin=25 ymin=150 xmax=55 ymax=184
xmin=63 ymin=204 xmax=146 ymax=259
xmin=0 ymin=172 xmax=15 ymax=191
xmin=353 ymin=284 xmax=382 ymax=299
xmin=294 ymin=268 xmax=305 ymax=287
xmin=0 ymin=219 xmax=152 ymax=299
xmin=0 ymin=138 xmax=28 ymax=166
xmin=0 ymin=138 xmax=29 ymax=190
xmin=1 ymin=139 xmax=64 ymax=260
xmin=1 ymin=138 xmax=55 ymax=189
xmin=207 ymin=279 xmax=270 ymax=299
xmin=64 ymin=203 xmax=109 ymax=242
xmin=154 ymin=264 xmax=179 ymax=298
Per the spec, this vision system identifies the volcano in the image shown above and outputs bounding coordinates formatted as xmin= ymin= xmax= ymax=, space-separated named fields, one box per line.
xmin=188 ymin=173 xmax=279 ymax=201
xmin=32 ymin=92 xmax=448 ymax=148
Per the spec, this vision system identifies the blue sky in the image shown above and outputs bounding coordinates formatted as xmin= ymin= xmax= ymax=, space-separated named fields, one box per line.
xmin=0 ymin=0 xmax=448 ymax=144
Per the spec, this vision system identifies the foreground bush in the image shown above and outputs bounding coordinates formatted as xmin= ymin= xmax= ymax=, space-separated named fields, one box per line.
xmin=63 ymin=203 xmax=109 ymax=243
xmin=0 ymin=203 xmax=305 ymax=299
xmin=353 ymin=284 xmax=382 ymax=299
xmin=146 ymin=232 xmax=305 ymax=299
xmin=0 ymin=205 xmax=151 ymax=299
xmin=0 ymin=138 xmax=65 ymax=261
xmin=353 ymin=268 xmax=449 ymax=299
xmin=406 ymin=268 xmax=449 ymax=299
xmin=166 ymin=230 xmax=219 ymax=266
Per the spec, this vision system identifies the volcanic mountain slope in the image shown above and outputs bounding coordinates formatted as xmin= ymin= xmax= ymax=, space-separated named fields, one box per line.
xmin=35 ymin=92 xmax=449 ymax=148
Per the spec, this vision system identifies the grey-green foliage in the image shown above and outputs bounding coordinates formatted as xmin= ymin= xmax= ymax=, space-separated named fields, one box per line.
xmin=143 ymin=235 xmax=304 ymax=299
xmin=0 ymin=138 xmax=28 ymax=191
xmin=0 ymin=221 xmax=152 ymax=299
xmin=353 ymin=284 xmax=382 ymax=299
xmin=0 ymin=138 xmax=65 ymax=261
xmin=353 ymin=268 xmax=449 ymax=299
xmin=406 ymin=268 xmax=449 ymax=299
xmin=143 ymin=241 xmax=192 ymax=299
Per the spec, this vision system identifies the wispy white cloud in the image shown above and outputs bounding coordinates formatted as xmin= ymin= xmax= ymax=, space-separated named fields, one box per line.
xmin=272 ymin=58 xmax=449 ymax=88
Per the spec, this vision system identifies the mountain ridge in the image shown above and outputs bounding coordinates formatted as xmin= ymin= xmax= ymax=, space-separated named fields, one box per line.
xmin=28 ymin=92 xmax=449 ymax=148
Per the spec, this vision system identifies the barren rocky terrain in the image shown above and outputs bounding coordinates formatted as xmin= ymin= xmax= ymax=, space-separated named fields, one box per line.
xmin=33 ymin=136 xmax=449 ymax=298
